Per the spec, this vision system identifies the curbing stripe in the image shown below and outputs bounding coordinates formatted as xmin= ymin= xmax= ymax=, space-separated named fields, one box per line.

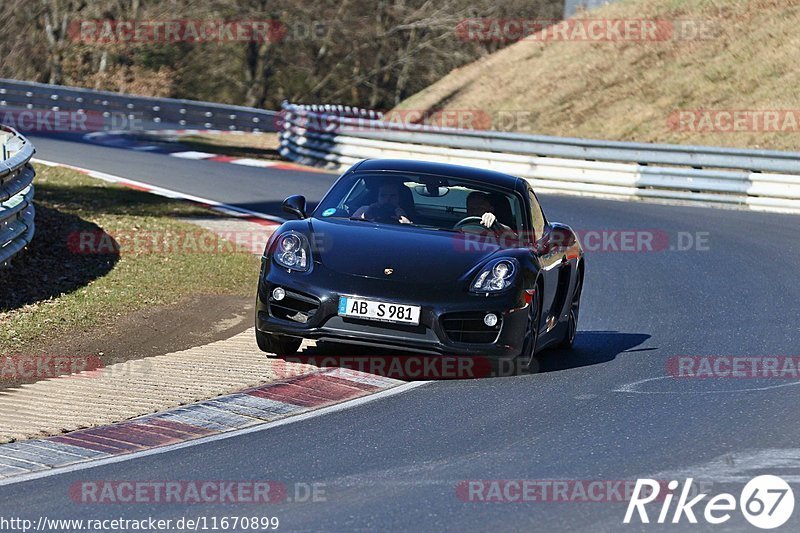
xmin=0 ymin=465 xmax=29 ymax=477
xmin=0 ymin=381 xmax=426 ymax=486
xmin=33 ymin=158 xmax=285 ymax=226
xmin=204 ymin=394 xmax=299 ymax=419
xmin=53 ymin=432 xmax=137 ymax=455
xmin=139 ymin=419 xmax=214 ymax=438
xmin=23 ymin=440 xmax=106 ymax=459
xmin=248 ymin=383 xmax=336 ymax=407
xmin=0 ymin=368 xmax=407 ymax=480
xmin=49 ymin=436 xmax=121 ymax=455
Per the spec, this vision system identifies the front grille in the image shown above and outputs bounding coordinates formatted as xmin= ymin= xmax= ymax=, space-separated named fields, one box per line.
xmin=268 ymin=288 xmax=320 ymax=324
xmin=441 ymin=312 xmax=502 ymax=344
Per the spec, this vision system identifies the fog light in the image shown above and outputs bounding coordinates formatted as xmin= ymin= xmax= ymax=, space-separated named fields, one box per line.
xmin=484 ymin=313 xmax=498 ymax=327
xmin=272 ymin=287 xmax=286 ymax=301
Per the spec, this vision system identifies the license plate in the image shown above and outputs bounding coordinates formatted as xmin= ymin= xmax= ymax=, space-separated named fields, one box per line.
xmin=338 ymin=296 xmax=421 ymax=325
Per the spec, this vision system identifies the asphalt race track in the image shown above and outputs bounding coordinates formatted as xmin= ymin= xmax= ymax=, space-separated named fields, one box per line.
xmin=2 ymin=133 xmax=799 ymax=531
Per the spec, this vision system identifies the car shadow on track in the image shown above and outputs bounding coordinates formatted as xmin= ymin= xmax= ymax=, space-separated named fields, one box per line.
xmin=279 ymin=330 xmax=651 ymax=381
xmin=530 ymin=331 xmax=652 ymax=374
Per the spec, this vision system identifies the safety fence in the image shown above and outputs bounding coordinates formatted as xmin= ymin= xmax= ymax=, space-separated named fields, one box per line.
xmin=279 ymin=102 xmax=800 ymax=214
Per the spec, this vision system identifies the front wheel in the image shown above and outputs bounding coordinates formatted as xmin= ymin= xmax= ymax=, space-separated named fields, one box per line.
xmin=559 ymin=274 xmax=582 ymax=349
xmin=256 ymin=330 xmax=302 ymax=357
xmin=517 ymin=288 xmax=541 ymax=374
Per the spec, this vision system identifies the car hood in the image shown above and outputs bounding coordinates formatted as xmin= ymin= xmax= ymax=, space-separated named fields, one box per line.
xmin=309 ymin=218 xmax=499 ymax=284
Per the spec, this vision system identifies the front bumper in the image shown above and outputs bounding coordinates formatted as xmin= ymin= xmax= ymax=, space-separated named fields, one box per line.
xmin=256 ymin=260 xmax=530 ymax=358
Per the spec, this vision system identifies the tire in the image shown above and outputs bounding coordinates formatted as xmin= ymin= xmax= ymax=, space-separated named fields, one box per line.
xmin=559 ymin=272 xmax=582 ymax=349
xmin=517 ymin=286 xmax=541 ymax=374
xmin=256 ymin=330 xmax=302 ymax=357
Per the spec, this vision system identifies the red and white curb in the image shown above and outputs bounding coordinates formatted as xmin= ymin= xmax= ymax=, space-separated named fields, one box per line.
xmin=0 ymin=369 xmax=415 ymax=484
xmin=33 ymin=158 xmax=283 ymax=227
xmin=168 ymin=150 xmax=330 ymax=172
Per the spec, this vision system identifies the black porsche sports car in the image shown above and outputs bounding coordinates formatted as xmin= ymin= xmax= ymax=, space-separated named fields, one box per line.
xmin=255 ymin=159 xmax=584 ymax=372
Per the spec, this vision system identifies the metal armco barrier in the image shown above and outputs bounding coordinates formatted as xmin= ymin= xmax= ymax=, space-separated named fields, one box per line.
xmin=0 ymin=125 xmax=35 ymax=267
xmin=0 ymin=79 xmax=279 ymax=133
xmin=279 ymin=102 xmax=800 ymax=214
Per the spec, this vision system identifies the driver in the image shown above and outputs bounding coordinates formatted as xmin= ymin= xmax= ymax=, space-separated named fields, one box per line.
xmin=352 ymin=182 xmax=413 ymax=224
xmin=466 ymin=191 xmax=511 ymax=231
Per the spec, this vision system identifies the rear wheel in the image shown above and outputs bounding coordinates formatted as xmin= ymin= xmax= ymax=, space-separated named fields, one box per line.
xmin=559 ymin=272 xmax=582 ymax=349
xmin=256 ymin=330 xmax=302 ymax=357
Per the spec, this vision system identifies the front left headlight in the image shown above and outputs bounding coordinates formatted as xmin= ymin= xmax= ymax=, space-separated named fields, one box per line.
xmin=273 ymin=231 xmax=310 ymax=271
xmin=470 ymin=258 xmax=518 ymax=293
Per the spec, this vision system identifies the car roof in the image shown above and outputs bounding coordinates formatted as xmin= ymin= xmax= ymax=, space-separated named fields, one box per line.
xmin=352 ymin=159 xmax=523 ymax=190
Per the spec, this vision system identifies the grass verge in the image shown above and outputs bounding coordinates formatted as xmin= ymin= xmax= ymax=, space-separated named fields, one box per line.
xmin=395 ymin=0 xmax=800 ymax=151
xmin=0 ymin=165 xmax=261 ymax=353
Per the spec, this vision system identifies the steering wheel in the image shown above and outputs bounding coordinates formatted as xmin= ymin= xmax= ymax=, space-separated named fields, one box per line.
xmin=453 ymin=216 xmax=487 ymax=231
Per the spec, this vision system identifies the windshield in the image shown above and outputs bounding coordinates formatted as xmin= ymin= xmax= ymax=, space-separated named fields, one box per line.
xmin=314 ymin=172 xmax=525 ymax=234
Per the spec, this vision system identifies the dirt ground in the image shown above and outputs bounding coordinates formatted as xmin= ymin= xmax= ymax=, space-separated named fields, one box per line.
xmin=0 ymin=294 xmax=255 ymax=392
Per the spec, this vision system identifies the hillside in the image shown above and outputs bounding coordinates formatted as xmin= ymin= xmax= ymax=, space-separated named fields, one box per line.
xmin=395 ymin=0 xmax=800 ymax=151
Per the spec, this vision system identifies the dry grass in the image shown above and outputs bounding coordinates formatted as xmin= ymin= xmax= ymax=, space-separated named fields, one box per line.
xmin=395 ymin=0 xmax=800 ymax=151
xmin=0 ymin=166 xmax=261 ymax=352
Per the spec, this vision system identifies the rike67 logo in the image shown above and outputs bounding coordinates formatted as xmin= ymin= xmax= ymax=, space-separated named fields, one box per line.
xmin=624 ymin=476 xmax=795 ymax=529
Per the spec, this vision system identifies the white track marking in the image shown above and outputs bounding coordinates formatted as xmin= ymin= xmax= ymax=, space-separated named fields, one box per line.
xmin=614 ymin=375 xmax=800 ymax=395
xmin=169 ymin=151 xmax=216 ymax=159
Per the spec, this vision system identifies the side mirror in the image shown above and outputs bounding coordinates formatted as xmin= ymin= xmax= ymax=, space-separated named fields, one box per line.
xmin=282 ymin=195 xmax=307 ymax=219
xmin=535 ymin=224 xmax=576 ymax=254
xmin=548 ymin=225 xmax=576 ymax=249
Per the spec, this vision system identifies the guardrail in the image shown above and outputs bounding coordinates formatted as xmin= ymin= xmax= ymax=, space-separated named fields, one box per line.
xmin=279 ymin=102 xmax=800 ymax=214
xmin=0 ymin=126 xmax=35 ymax=267
xmin=0 ymin=79 xmax=279 ymax=133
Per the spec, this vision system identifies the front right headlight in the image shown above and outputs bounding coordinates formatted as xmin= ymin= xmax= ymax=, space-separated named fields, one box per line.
xmin=470 ymin=258 xmax=518 ymax=293
xmin=273 ymin=231 xmax=310 ymax=271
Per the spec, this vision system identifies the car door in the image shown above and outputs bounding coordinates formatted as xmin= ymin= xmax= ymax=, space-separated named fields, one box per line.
xmin=528 ymin=189 xmax=563 ymax=337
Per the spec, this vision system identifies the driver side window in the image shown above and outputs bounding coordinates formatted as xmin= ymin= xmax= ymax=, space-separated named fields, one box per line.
xmin=529 ymin=190 xmax=546 ymax=241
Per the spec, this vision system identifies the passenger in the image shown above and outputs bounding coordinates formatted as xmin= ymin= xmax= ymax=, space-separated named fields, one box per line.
xmin=352 ymin=182 xmax=413 ymax=224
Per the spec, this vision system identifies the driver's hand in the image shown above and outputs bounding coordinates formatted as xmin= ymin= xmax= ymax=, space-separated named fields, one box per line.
xmin=395 ymin=208 xmax=412 ymax=224
xmin=480 ymin=212 xmax=497 ymax=228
